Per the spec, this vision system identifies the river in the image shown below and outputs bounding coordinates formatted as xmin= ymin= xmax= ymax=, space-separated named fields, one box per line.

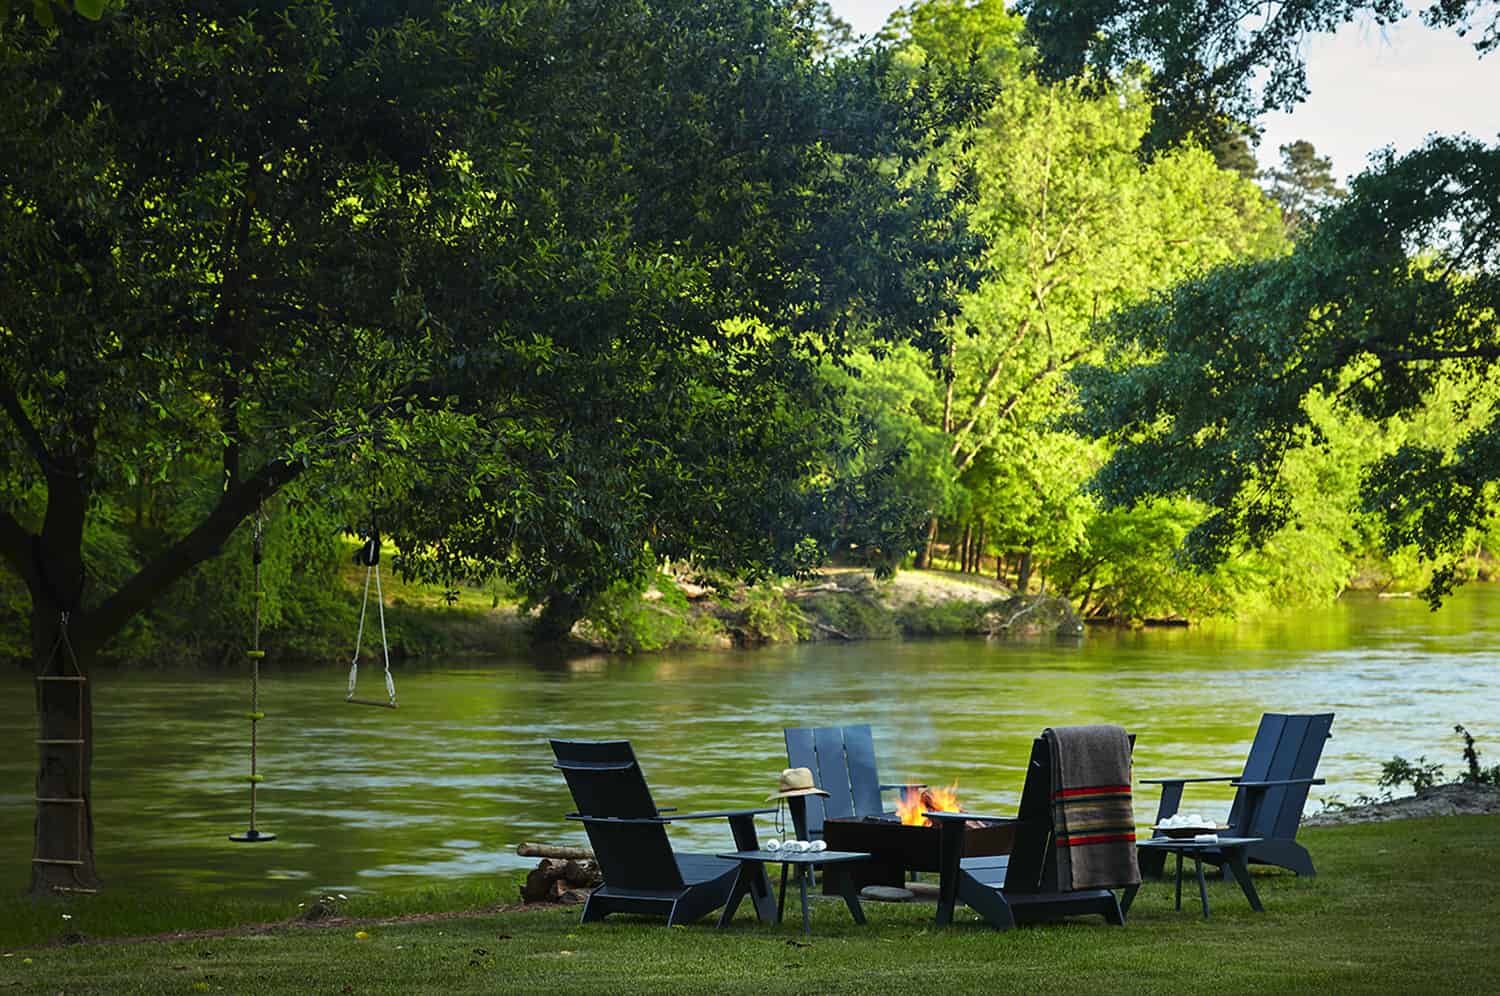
xmin=2 ymin=587 xmax=1497 ymax=901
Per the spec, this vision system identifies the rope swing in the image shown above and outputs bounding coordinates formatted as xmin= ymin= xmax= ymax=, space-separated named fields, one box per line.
xmin=346 ymin=530 xmax=397 ymax=709
xmin=230 ymin=507 xmax=275 ymax=843
xmin=33 ymin=610 xmax=97 ymax=889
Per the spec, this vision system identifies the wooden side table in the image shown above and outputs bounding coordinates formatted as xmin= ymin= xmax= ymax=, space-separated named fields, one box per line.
xmin=717 ymin=849 xmax=872 ymax=934
xmin=1130 ymin=836 xmax=1265 ymax=919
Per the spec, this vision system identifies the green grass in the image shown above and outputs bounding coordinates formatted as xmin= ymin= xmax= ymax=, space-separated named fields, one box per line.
xmin=4 ymin=817 xmax=1498 ymax=994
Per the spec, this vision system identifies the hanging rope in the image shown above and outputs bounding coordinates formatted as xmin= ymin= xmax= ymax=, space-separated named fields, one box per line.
xmin=231 ymin=507 xmax=275 ymax=843
xmin=346 ymin=531 xmax=397 ymax=709
xmin=42 ymin=609 xmax=83 ymax=677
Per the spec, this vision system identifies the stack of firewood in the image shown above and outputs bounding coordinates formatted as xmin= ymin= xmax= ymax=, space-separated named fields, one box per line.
xmin=516 ymin=843 xmax=602 ymax=903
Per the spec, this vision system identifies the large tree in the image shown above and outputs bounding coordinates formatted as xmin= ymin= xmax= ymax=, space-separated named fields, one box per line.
xmin=1263 ymin=139 xmax=1347 ymax=236
xmin=864 ymin=0 xmax=1282 ymax=574
xmin=0 ymin=0 xmax=983 ymax=893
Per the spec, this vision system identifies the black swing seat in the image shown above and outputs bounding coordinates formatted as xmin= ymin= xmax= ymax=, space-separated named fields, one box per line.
xmin=345 ymin=696 xmax=398 ymax=709
xmin=228 ymin=829 xmax=277 ymax=843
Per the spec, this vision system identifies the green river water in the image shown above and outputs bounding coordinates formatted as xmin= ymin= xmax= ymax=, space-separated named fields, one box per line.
xmin=2 ymin=588 xmax=1497 ymax=902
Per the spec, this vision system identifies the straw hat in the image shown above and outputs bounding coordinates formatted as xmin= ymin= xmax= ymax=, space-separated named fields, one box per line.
xmin=765 ymin=766 xmax=830 ymax=801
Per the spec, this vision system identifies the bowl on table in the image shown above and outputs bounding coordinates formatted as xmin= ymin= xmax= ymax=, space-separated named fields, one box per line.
xmin=1150 ymin=823 xmax=1230 ymax=839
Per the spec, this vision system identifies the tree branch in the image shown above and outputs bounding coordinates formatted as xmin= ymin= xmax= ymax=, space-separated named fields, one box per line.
xmin=955 ymin=346 xmax=1089 ymax=473
xmin=949 ymin=316 xmax=1036 ymax=458
xmin=82 ymin=458 xmax=305 ymax=654
xmin=1376 ymin=344 xmax=1500 ymax=363
xmin=0 ymin=505 xmax=34 ymax=582
xmin=0 ymin=373 xmax=53 ymax=473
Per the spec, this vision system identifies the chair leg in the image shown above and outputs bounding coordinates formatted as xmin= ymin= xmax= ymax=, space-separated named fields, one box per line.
xmin=777 ymin=862 xmax=790 ymax=924
xmin=1194 ymin=856 xmax=1210 ymax=919
xmin=580 ymin=892 xmax=608 ymax=924
xmin=832 ymin=867 xmax=866 ymax=925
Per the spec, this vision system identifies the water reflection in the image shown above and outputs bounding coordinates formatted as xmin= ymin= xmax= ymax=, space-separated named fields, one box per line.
xmin=1 ymin=589 xmax=1497 ymax=900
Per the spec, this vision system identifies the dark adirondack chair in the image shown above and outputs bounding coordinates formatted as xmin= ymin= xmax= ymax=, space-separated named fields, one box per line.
xmin=929 ymin=734 xmax=1137 ymax=930
xmin=1140 ymin=712 xmax=1334 ymax=879
xmin=783 ymin=724 xmax=922 ymax=840
xmin=550 ymin=739 xmax=774 ymax=926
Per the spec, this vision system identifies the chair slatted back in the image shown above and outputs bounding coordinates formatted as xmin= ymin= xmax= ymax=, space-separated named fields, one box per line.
xmin=1001 ymin=737 xmax=1056 ymax=894
xmin=1003 ymin=733 xmax=1136 ymax=895
xmin=784 ymin=727 xmax=826 ymax=838
xmin=813 ymin=726 xmax=857 ymax=822
xmin=550 ymin=739 xmax=683 ymax=891
xmin=784 ymin=724 xmax=887 ymax=839
xmin=1228 ymin=713 xmax=1334 ymax=839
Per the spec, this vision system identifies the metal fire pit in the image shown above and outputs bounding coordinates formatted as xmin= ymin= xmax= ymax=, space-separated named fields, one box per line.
xmin=822 ymin=815 xmax=1015 ymax=891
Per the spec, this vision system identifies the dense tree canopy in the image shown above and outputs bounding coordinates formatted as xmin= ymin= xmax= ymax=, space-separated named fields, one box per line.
xmin=1071 ymin=137 xmax=1500 ymax=603
xmin=847 ymin=0 xmax=1283 ymax=589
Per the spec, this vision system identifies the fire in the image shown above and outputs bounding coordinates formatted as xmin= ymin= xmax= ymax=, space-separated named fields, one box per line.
xmin=895 ymin=782 xmax=962 ymax=826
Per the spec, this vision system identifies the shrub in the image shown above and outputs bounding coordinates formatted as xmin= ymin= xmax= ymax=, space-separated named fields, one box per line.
xmin=1378 ymin=755 xmax=1445 ymax=795
xmin=737 ymin=585 xmax=808 ymax=644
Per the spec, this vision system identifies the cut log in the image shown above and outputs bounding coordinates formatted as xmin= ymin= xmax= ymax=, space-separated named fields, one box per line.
xmin=516 ymin=842 xmax=595 ymax=860
xmin=519 ymin=857 xmax=603 ymax=903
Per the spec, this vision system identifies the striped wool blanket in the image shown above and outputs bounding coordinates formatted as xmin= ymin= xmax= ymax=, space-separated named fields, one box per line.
xmin=1043 ymin=724 xmax=1140 ymax=891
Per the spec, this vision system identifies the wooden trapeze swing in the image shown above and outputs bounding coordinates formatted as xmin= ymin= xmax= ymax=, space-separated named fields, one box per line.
xmin=347 ymin=533 xmax=398 ymax=709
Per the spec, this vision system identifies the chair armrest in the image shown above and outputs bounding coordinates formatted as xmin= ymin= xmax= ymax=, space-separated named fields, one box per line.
xmin=553 ymin=759 xmax=635 ymax=772
xmin=923 ymin=811 xmax=1020 ymax=826
xmin=1139 ymin=776 xmax=1237 ymax=785
xmin=660 ymin=808 xmax=776 ymax=821
xmin=566 ymin=815 xmax=667 ymax=826
xmin=566 ymin=808 xmax=774 ymax=826
xmin=1232 ymin=778 xmax=1325 ymax=788
xmin=879 ymin=783 xmax=927 ymax=792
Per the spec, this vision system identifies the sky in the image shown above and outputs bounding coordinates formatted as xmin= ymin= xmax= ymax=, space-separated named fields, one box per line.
xmin=826 ymin=1 xmax=1500 ymax=184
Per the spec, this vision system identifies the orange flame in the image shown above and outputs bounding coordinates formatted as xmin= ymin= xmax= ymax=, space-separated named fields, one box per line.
xmin=895 ymin=782 xmax=962 ymax=826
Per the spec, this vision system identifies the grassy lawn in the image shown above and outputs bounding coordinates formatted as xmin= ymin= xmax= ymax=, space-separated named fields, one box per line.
xmin=3 ymin=817 xmax=1497 ymax=994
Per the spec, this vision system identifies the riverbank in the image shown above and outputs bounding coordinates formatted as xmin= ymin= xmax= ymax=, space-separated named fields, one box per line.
xmin=6 ymin=815 xmax=1497 ymax=993
xmin=1303 ymin=782 xmax=1500 ymax=826
xmin=363 ymin=565 xmax=1082 ymax=659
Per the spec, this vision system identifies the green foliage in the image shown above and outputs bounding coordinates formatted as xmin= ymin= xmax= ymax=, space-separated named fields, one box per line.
xmin=801 ymin=590 xmax=900 ymax=640
xmin=575 ymin=578 xmax=724 ymax=654
xmin=1263 ymin=139 xmax=1348 ymax=237
xmin=848 ymin=3 xmax=1284 ymax=612
xmin=1073 ymin=137 xmax=1500 ymax=605
xmin=737 ymin=584 xmax=809 ymax=644
xmin=1455 ymin=724 xmax=1500 ymax=786
xmin=893 ymin=596 xmax=993 ymax=636
xmin=1050 ymin=498 xmax=1253 ymax=620
xmin=1378 ymin=755 xmax=1447 ymax=795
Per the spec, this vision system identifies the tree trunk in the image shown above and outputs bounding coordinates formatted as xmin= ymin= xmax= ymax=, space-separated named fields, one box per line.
xmin=534 ymin=591 xmax=586 ymax=643
xmin=29 ymin=600 xmax=100 ymax=896
xmin=1016 ymin=548 xmax=1033 ymax=593
xmin=916 ymin=517 xmax=938 ymax=570
xmin=958 ymin=523 xmax=972 ymax=574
